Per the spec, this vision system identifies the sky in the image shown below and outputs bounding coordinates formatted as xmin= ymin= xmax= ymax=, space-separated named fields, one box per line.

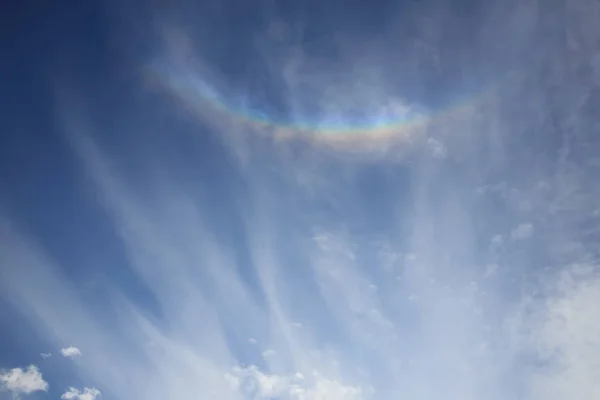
xmin=1 ymin=0 xmax=600 ymax=399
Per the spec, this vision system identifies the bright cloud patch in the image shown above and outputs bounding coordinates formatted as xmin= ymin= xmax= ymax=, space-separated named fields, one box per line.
xmin=510 ymin=223 xmax=534 ymax=241
xmin=525 ymin=266 xmax=600 ymax=400
xmin=61 ymin=347 xmax=82 ymax=358
xmin=61 ymin=387 xmax=101 ymax=400
xmin=0 ymin=365 xmax=48 ymax=396
xmin=225 ymin=366 xmax=365 ymax=400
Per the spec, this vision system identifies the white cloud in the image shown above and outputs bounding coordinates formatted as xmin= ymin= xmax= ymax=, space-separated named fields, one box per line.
xmin=40 ymin=353 xmax=52 ymax=359
xmin=3 ymin=6 xmax=599 ymax=398
xmin=0 ymin=131 xmax=530 ymax=399
xmin=61 ymin=387 xmax=101 ymax=400
xmin=261 ymin=349 xmax=276 ymax=358
xmin=520 ymin=265 xmax=600 ymax=400
xmin=61 ymin=346 xmax=82 ymax=358
xmin=0 ymin=365 xmax=48 ymax=396
xmin=491 ymin=234 xmax=504 ymax=247
xmin=511 ymin=223 xmax=534 ymax=240
xmin=427 ymin=137 xmax=447 ymax=158
xmin=226 ymin=366 xmax=365 ymax=400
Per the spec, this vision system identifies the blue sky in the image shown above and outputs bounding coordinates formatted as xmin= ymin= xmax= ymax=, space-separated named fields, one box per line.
xmin=2 ymin=0 xmax=600 ymax=399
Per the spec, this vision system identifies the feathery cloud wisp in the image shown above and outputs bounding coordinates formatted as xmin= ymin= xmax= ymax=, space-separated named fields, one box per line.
xmin=2 ymin=1 xmax=599 ymax=399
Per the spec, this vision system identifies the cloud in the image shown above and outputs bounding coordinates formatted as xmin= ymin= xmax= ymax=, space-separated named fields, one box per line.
xmin=5 ymin=92 xmax=594 ymax=400
xmin=40 ymin=353 xmax=52 ymax=360
xmin=2 ymin=1 xmax=599 ymax=400
xmin=517 ymin=265 xmax=600 ymax=400
xmin=261 ymin=349 xmax=276 ymax=359
xmin=225 ymin=365 xmax=364 ymax=400
xmin=511 ymin=223 xmax=534 ymax=241
xmin=427 ymin=137 xmax=447 ymax=158
xmin=0 ymin=365 xmax=48 ymax=396
xmin=61 ymin=387 xmax=101 ymax=400
xmin=61 ymin=346 xmax=82 ymax=358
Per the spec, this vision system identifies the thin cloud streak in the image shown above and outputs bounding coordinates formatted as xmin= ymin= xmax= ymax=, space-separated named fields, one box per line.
xmin=31 ymin=85 xmax=600 ymax=399
xmin=3 ymin=94 xmax=600 ymax=399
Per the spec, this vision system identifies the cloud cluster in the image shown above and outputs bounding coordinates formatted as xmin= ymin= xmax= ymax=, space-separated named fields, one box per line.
xmin=0 ymin=365 xmax=48 ymax=397
xmin=61 ymin=387 xmax=101 ymax=400
xmin=226 ymin=366 xmax=364 ymax=400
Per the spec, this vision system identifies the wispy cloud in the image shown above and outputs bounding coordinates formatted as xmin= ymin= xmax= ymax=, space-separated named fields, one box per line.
xmin=2 ymin=1 xmax=599 ymax=399
xmin=6 ymin=70 xmax=599 ymax=399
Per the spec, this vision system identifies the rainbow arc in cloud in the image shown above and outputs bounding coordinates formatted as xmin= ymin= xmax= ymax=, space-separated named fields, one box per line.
xmin=150 ymin=60 xmax=484 ymax=150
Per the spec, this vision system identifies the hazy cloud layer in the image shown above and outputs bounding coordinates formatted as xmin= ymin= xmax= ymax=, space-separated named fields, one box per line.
xmin=1 ymin=0 xmax=600 ymax=399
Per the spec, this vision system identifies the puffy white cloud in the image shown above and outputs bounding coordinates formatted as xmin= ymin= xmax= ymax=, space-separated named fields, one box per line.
xmin=61 ymin=387 xmax=101 ymax=400
xmin=0 ymin=365 xmax=48 ymax=396
xmin=61 ymin=346 xmax=82 ymax=358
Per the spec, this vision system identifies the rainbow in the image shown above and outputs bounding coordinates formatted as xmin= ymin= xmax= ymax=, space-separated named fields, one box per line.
xmin=148 ymin=59 xmax=484 ymax=150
